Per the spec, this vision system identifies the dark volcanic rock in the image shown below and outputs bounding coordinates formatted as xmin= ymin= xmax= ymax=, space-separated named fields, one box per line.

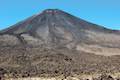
xmin=93 ymin=74 xmax=114 ymax=80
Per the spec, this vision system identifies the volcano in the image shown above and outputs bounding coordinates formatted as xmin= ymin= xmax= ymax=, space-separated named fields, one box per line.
xmin=0 ymin=9 xmax=120 ymax=79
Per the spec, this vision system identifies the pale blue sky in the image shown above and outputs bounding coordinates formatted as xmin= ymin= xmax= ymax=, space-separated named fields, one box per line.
xmin=0 ymin=0 xmax=120 ymax=30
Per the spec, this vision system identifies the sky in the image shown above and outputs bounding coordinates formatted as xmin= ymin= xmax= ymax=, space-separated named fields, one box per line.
xmin=0 ymin=0 xmax=120 ymax=30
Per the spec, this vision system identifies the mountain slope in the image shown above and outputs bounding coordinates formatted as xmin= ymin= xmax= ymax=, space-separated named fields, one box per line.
xmin=0 ymin=9 xmax=120 ymax=78
xmin=0 ymin=9 xmax=120 ymax=55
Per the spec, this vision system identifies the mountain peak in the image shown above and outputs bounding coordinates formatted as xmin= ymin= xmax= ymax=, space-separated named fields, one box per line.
xmin=39 ymin=9 xmax=68 ymax=17
xmin=0 ymin=9 xmax=120 ymax=55
xmin=37 ymin=9 xmax=63 ymax=15
xmin=43 ymin=9 xmax=61 ymax=12
xmin=0 ymin=9 xmax=118 ymax=38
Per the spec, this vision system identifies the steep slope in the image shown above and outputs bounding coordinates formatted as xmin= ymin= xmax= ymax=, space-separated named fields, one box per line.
xmin=0 ymin=9 xmax=120 ymax=55
xmin=0 ymin=9 xmax=120 ymax=79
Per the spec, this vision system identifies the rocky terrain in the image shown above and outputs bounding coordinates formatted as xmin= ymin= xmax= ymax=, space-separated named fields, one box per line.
xmin=0 ymin=9 xmax=120 ymax=80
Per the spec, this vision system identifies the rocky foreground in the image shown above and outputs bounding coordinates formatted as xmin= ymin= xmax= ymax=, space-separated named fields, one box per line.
xmin=4 ymin=73 xmax=120 ymax=80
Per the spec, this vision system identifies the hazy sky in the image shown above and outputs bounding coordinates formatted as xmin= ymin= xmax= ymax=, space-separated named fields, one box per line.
xmin=0 ymin=0 xmax=120 ymax=30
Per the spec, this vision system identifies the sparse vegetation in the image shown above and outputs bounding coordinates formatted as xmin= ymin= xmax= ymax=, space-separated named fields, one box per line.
xmin=0 ymin=46 xmax=120 ymax=79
